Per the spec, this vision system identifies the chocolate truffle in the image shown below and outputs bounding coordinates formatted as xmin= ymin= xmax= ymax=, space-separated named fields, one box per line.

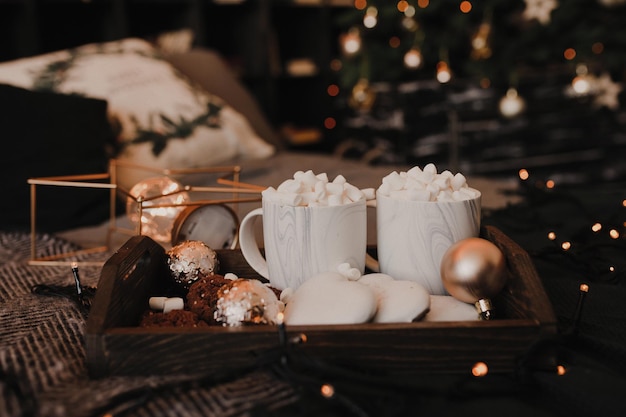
xmin=166 ymin=240 xmax=219 ymax=290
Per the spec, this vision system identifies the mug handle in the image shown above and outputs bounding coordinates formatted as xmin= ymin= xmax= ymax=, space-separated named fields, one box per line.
xmin=365 ymin=199 xmax=380 ymax=272
xmin=238 ymin=207 xmax=270 ymax=279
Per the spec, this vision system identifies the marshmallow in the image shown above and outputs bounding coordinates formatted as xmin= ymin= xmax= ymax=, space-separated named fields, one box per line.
xmin=378 ymin=164 xmax=479 ymax=202
xmin=149 ymin=296 xmax=167 ymax=311
xmin=277 ymin=178 xmax=302 ymax=194
xmin=407 ymin=166 xmax=422 ymax=178
xmin=316 ymin=172 xmax=329 ymax=182
xmin=332 ymin=174 xmax=347 ymax=185
xmin=163 ymin=297 xmax=184 ymax=313
xmin=423 ymin=163 xmax=437 ymax=175
xmin=408 ymin=188 xmax=431 ymax=201
xmin=149 ymin=296 xmax=184 ymax=313
xmin=325 ymin=182 xmax=344 ymax=196
xmin=383 ymin=171 xmax=405 ymax=191
xmin=263 ymin=171 xmax=376 ymax=207
xmin=337 ymin=262 xmax=362 ymax=281
xmin=344 ymin=183 xmax=364 ymax=202
xmin=361 ymin=188 xmax=376 ymax=200
xmin=294 ymin=170 xmax=318 ymax=188
xmin=280 ymin=287 xmax=295 ymax=303
xmin=451 ymin=173 xmax=467 ymax=191
xmin=328 ymin=194 xmax=343 ymax=206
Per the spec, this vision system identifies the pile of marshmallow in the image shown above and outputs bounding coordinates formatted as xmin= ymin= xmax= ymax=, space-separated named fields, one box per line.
xmin=378 ymin=163 xmax=480 ymax=202
xmin=262 ymin=170 xmax=375 ymax=207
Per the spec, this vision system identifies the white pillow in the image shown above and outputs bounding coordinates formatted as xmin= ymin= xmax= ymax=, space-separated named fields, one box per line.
xmin=0 ymin=38 xmax=275 ymax=189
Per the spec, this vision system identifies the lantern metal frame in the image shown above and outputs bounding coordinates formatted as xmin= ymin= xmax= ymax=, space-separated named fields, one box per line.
xmin=28 ymin=159 xmax=263 ymax=267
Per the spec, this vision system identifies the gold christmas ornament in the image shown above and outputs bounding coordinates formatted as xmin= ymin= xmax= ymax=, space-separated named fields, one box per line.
xmin=349 ymin=78 xmax=376 ymax=111
xmin=499 ymin=87 xmax=526 ymax=118
xmin=471 ymin=22 xmax=492 ymax=60
xmin=440 ymin=237 xmax=507 ymax=320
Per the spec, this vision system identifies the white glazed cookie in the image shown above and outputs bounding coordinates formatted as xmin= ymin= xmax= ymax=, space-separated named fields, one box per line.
xmin=424 ymin=295 xmax=479 ymax=321
xmin=357 ymin=273 xmax=430 ymax=323
xmin=282 ymin=271 xmax=377 ymax=325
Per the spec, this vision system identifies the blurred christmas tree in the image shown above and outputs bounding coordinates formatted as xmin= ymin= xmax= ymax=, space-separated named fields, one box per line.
xmin=331 ymin=0 xmax=626 ymax=183
xmin=337 ymin=0 xmax=626 ymax=90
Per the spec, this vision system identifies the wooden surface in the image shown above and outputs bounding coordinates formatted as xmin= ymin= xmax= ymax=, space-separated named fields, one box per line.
xmin=86 ymin=225 xmax=557 ymax=378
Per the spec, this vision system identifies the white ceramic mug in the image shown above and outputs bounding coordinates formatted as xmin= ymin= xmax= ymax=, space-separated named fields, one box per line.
xmin=239 ymin=198 xmax=367 ymax=290
xmin=375 ymin=190 xmax=481 ymax=295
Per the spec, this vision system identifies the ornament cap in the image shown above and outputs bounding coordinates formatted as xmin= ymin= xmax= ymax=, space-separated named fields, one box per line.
xmin=474 ymin=298 xmax=494 ymax=320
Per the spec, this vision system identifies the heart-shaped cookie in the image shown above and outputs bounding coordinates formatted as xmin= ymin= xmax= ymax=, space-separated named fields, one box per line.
xmin=424 ymin=295 xmax=479 ymax=321
xmin=358 ymin=273 xmax=430 ymax=323
xmin=283 ymin=271 xmax=377 ymax=325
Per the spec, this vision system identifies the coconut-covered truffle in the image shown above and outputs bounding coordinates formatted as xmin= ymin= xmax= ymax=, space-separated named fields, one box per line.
xmin=166 ymin=240 xmax=219 ymax=290
xmin=214 ymin=278 xmax=284 ymax=327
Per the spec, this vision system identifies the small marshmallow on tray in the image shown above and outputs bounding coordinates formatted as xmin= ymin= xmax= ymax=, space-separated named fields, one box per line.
xmin=262 ymin=170 xmax=376 ymax=207
xmin=378 ymin=163 xmax=480 ymax=202
xmin=148 ymin=296 xmax=185 ymax=314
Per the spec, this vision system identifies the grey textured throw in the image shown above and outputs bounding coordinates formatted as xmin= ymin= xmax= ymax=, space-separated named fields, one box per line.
xmin=0 ymin=232 xmax=296 ymax=417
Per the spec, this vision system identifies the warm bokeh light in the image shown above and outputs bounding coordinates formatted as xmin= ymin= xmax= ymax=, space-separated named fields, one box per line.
xmin=397 ymin=0 xmax=409 ymax=12
xmin=436 ymin=61 xmax=451 ymax=83
xmin=330 ymin=59 xmax=342 ymax=71
xmin=546 ymin=179 xmax=555 ymax=189
xmin=404 ymin=5 xmax=416 ymax=17
xmin=548 ymin=231 xmax=557 ymax=240
xmin=572 ymin=76 xmax=591 ymax=95
xmin=564 ymin=48 xmax=576 ymax=60
xmin=417 ymin=0 xmax=429 ymax=8
xmin=327 ymin=84 xmax=339 ymax=97
xmin=561 ymin=241 xmax=571 ymax=250
xmin=472 ymin=362 xmax=488 ymax=377
xmin=401 ymin=16 xmax=418 ymax=31
xmin=364 ymin=14 xmax=378 ymax=28
xmin=557 ymin=365 xmax=567 ymax=375
xmin=341 ymin=29 xmax=361 ymax=55
xmin=324 ymin=117 xmax=337 ymax=129
xmin=519 ymin=168 xmax=529 ymax=180
xmin=592 ymin=42 xmax=604 ymax=54
xmin=460 ymin=1 xmax=472 ymax=13
xmin=354 ymin=0 xmax=367 ymax=10
xmin=480 ymin=77 xmax=491 ymax=88
xmin=499 ymin=87 xmax=525 ymax=118
xmin=580 ymin=283 xmax=589 ymax=293
xmin=592 ymin=222 xmax=602 ymax=232
xmin=320 ymin=384 xmax=335 ymax=398
xmin=404 ymin=48 xmax=423 ymax=68
xmin=609 ymin=229 xmax=620 ymax=239
xmin=389 ymin=36 xmax=401 ymax=48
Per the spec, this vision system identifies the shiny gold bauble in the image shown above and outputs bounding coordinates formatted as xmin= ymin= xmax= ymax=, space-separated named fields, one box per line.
xmin=440 ymin=237 xmax=507 ymax=319
xmin=348 ymin=78 xmax=376 ymax=112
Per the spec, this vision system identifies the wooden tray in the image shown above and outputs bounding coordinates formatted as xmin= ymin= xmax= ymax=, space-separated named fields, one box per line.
xmin=85 ymin=225 xmax=557 ymax=378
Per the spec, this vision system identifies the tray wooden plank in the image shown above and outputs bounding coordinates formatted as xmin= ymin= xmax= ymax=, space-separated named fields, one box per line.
xmin=86 ymin=225 xmax=557 ymax=378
